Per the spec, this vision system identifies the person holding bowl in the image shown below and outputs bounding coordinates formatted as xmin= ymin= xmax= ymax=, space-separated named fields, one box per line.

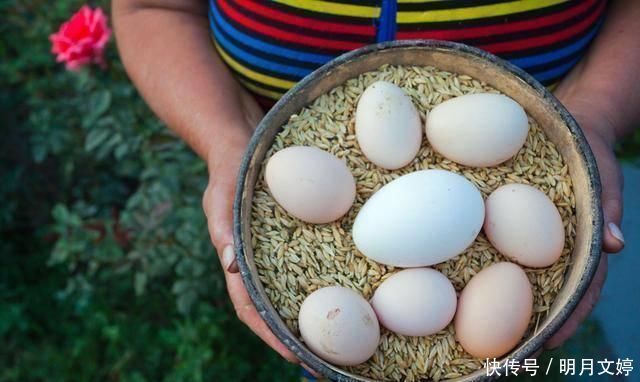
xmin=112 ymin=0 xmax=638 ymax=376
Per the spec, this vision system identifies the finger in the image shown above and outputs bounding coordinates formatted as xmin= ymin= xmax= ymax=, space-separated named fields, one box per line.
xmin=204 ymin=184 xmax=237 ymax=272
xmin=225 ymin=268 xmax=299 ymax=363
xmin=202 ymin=141 xmax=247 ymax=269
xmin=206 ymin=182 xmax=297 ymax=362
xmin=202 ymin=135 xmax=297 ymax=363
xmin=203 ymin=176 xmax=237 ymax=253
xmin=206 ymin=203 xmax=237 ymax=272
xmin=601 ymin=166 xmax=625 ymax=253
xmin=582 ymin=130 xmax=625 ymax=253
xmin=544 ymin=253 xmax=608 ymax=349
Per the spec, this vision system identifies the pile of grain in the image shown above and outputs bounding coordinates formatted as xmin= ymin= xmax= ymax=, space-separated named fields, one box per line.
xmin=249 ymin=65 xmax=575 ymax=381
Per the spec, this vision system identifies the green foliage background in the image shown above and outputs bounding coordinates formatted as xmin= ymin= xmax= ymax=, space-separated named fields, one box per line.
xmin=0 ymin=1 xmax=298 ymax=381
xmin=1 ymin=1 xmax=638 ymax=382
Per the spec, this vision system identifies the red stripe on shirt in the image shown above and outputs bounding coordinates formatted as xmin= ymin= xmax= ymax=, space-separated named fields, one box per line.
xmin=238 ymin=0 xmax=375 ymax=36
xmin=218 ymin=0 xmax=364 ymax=51
xmin=478 ymin=0 xmax=605 ymax=54
xmin=397 ymin=0 xmax=597 ymax=40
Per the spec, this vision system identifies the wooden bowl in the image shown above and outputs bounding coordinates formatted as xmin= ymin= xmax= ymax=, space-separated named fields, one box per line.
xmin=233 ymin=40 xmax=602 ymax=381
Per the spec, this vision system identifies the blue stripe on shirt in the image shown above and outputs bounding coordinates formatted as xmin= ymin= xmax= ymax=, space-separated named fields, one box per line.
xmin=509 ymin=21 xmax=601 ymax=69
xmin=210 ymin=11 xmax=313 ymax=77
xmin=376 ymin=0 xmax=397 ymax=43
xmin=209 ymin=0 xmax=333 ymax=66
xmin=529 ymin=55 xmax=582 ymax=83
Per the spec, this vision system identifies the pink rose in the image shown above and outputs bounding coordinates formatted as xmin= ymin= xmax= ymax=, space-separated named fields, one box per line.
xmin=49 ymin=6 xmax=111 ymax=71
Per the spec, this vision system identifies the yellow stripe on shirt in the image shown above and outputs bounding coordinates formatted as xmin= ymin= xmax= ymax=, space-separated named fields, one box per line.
xmin=398 ymin=0 xmax=567 ymax=23
xmin=273 ymin=0 xmax=379 ymax=18
xmin=273 ymin=0 xmax=567 ymax=22
xmin=238 ymin=79 xmax=284 ymax=100
xmin=214 ymin=40 xmax=297 ymax=90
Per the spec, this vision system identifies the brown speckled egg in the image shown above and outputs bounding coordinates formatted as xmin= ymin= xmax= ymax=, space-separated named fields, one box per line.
xmin=298 ymin=286 xmax=380 ymax=366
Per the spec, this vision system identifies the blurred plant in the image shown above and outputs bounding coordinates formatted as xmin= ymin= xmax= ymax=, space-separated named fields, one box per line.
xmin=1 ymin=0 xmax=298 ymax=380
xmin=9 ymin=1 xmax=215 ymax=316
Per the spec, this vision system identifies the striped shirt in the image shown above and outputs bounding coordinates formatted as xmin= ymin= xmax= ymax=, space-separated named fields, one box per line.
xmin=209 ymin=0 xmax=606 ymax=102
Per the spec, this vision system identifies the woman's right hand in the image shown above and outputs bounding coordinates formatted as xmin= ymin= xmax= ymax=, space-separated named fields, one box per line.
xmin=201 ymin=90 xmax=300 ymax=364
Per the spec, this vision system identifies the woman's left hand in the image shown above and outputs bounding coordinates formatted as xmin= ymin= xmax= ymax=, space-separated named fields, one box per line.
xmin=544 ymin=88 xmax=625 ymax=348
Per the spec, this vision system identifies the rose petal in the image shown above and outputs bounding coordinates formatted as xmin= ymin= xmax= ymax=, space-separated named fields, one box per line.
xmin=50 ymin=5 xmax=111 ymax=70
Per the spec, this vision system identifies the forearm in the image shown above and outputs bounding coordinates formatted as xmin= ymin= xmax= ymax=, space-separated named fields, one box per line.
xmin=112 ymin=0 xmax=248 ymax=159
xmin=555 ymin=0 xmax=640 ymax=143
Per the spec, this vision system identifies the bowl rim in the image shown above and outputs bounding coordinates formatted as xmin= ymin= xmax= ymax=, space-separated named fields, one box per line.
xmin=233 ymin=39 xmax=603 ymax=381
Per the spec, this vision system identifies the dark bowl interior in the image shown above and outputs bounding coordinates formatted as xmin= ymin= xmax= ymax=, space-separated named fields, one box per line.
xmin=233 ymin=40 xmax=602 ymax=381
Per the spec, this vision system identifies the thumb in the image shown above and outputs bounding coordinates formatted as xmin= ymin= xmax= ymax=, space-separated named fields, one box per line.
xmin=583 ymin=129 xmax=625 ymax=253
xmin=203 ymin=173 xmax=238 ymax=272
xmin=202 ymin=136 xmax=249 ymax=272
xmin=602 ymin=178 xmax=625 ymax=254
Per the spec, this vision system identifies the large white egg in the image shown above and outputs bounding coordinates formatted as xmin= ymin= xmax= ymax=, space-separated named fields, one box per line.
xmin=298 ymin=286 xmax=380 ymax=366
xmin=426 ymin=93 xmax=529 ymax=167
xmin=355 ymin=81 xmax=422 ymax=170
xmin=265 ymin=146 xmax=356 ymax=224
xmin=484 ymin=183 xmax=565 ymax=268
xmin=352 ymin=169 xmax=484 ymax=267
xmin=371 ymin=268 xmax=457 ymax=336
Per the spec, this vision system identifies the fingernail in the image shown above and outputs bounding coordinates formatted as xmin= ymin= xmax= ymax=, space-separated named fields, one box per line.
xmin=222 ymin=245 xmax=238 ymax=273
xmin=608 ymin=222 xmax=625 ymax=244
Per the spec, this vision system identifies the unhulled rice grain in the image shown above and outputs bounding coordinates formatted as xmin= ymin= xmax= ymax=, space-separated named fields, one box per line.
xmin=250 ymin=64 xmax=576 ymax=382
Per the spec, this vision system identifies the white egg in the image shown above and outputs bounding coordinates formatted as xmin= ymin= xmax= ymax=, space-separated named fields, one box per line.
xmin=298 ymin=286 xmax=380 ymax=366
xmin=426 ymin=93 xmax=529 ymax=167
xmin=352 ymin=169 xmax=484 ymax=267
xmin=371 ymin=268 xmax=457 ymax=336
xmin=355 ymin=81 xmax=422 ymax=170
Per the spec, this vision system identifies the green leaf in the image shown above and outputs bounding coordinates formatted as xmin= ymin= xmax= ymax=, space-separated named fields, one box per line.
xmin=49 ymin=241 xmax=69 ymax=265
xmin=82 ymin=90 xmax=112 ymax=128
xmin=172 ymin=280 xmax=190 ymax=295
xmin=32 ymin=142 xmax=47 ymax=163
xmin=91 ymin=90 xmax=112 ymax=117
xmin=134 ymin=272 xmax=147 ymax=296
xmin=176 ymin=290 xmax=197 ymax=315
xmin=114 ymin=143 xmax=129 ymax=160
xmin=191 ymin=260 xmax=206 ymax=278
xmin=51 ymin=204 xmax=70 ymax=222
xmin=84 ymin=128 xmax=110 ymax=152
